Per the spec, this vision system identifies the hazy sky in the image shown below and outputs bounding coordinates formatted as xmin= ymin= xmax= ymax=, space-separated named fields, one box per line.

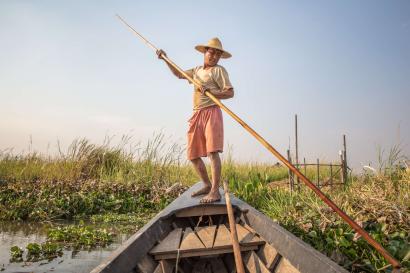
xmin=1 ymin=1 xmax=409 ymax=170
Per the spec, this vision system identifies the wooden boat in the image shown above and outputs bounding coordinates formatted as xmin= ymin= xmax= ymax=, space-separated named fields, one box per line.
xmin=91 ymin=182 xmax=348 ymax=273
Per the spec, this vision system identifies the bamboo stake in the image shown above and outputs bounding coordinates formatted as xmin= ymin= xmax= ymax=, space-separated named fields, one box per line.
xmin=317 ymin=158 xmax=320 ymax=187
xmin=287 ymin=149 xmax=293 ymax=191
xmin=304 ymin=157 xmax=307 ymax=175
xmin=116 ymin=15 xmax=401 ymax=269
xmin=340 ymin=151 xmax=345 ymax=185
xmin=343 ymin=135 xmax=348 ymax=184
xmin=330 ymin=163 xmax=333 ymax=187
xmin=295 ymin=114 xmax=300 ymax=190
xmin=223 ymin=181 xmax=245 ymax=273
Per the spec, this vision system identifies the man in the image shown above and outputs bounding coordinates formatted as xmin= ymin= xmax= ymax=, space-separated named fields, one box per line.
xmin=157 ymin=37 xmax=234 ymax=203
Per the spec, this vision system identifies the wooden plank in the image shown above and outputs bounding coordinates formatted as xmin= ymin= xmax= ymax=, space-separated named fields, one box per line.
xmin=236 ymin=224 xmax=252 ymax=242
xmin=275 ymin=257 xmax=300 ymax=273
xmin=154 ymin=245 xmax=258 ymax=260
xmin=244 ymin=251 xmax=270 ymax=273
xmin=175 ymin=206 xmax=228 ymax=217
xmin=236 ymin=224 xmax=264 ymax=246
xmin=210 ymin=258 xmax=228 ymax=273
xmin=257 ymin=242 xmax=279 ymax=270
xmin=149 ymin=228 xmax=183 ymax=255
xmin=243 ymin=223 xmax=257 ymax=235
xmin=213 ymin=225 xmax=232 ymax=249
xmin=195 ymin=225 xmax=217 ymax=248
xmin=179 ymin=227 xmax=205 ymax=251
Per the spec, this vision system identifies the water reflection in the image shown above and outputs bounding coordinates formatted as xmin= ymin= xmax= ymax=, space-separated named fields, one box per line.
xmin=0 ymin=221 xmax=132 ymax=273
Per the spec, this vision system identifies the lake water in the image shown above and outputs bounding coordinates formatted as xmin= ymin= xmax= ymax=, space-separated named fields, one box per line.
xmin=0 ymin=221 xmax=132 ymax=273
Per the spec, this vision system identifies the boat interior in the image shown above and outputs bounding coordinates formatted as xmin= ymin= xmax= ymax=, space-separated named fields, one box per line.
xmin=138 ymin=204 xmax=299 ymax=273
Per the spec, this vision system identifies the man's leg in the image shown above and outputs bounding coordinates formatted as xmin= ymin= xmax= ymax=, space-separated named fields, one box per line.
xmin=191 ymin=157 xmax=212 ymax=197
xmin=200 ymin=152 xmax=222 ymax=203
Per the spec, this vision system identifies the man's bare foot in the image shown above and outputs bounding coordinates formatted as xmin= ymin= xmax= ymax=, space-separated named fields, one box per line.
xmin=191 ymin=184 xmax=211 ymax=197
xmin=200 ymin=191 xmax=221 ymax=203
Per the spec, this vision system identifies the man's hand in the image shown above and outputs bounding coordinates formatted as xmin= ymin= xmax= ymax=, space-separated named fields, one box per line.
xmin=156 ymin=49 xmax=167 ymax=60
xmin=198 ymin=85 xmax=209 ymax=95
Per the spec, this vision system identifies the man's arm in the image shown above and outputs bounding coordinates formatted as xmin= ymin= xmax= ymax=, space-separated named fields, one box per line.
xmin=211 ymin=87 xmax=234 ymax=99
xmin=156 ymin=49 xmax=185 ymax=79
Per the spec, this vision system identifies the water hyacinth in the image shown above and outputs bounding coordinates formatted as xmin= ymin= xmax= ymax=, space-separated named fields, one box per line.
xmin=26 ymin=243 xmax=42 ymax=261
xmin=47 ymin=225 xmax=114 ymax=248
xmin=10 ymin=242 xmax=63 ymax=263
xmin=9 ymin=224 xmax=113 ymax=263
xmin=9 ymin=246 xmax=23 ymax=262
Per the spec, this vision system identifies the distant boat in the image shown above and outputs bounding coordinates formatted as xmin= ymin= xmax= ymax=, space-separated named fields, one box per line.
xmin=91 ymin=182 xmax=347 ymax=273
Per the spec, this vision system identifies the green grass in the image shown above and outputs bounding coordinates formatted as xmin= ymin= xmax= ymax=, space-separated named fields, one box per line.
xmin=1 ymin=135 xmax=409 ymax=272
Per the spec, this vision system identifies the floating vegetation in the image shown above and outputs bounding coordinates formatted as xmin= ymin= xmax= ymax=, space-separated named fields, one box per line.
xmin=47 ymin=224 xmax=114 ymax=248
xmin=89 ymin=212 xmax=155 ymax=233
xmin=26 ymin=242 xmax=42 ymax=260
xmin=10 ymin=242 xmax=63 ymax=263
xmin=9 ymin=224 xmax=114 ymax=263
xmin=40 ymin=242 xmax=64 ymax=260
xmin=9 ymin=246 xmax=23 ymax=262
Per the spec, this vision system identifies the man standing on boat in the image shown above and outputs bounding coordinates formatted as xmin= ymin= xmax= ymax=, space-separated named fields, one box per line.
xmin=157 ymin=38 xmax=234 ymax=203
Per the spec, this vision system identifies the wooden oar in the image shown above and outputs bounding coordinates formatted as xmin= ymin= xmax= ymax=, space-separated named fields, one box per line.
xmin=223 ymin=180 xmax=245 ymax=273
xmin=116 ymin=15 xmax=401 ymax=269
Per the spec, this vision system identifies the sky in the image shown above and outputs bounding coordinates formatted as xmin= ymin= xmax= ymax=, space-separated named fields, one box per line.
xmin=1 ymin=1 xmax=409 ymax=171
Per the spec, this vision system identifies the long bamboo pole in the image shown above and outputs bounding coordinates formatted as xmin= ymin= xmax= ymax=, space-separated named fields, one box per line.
xmin=223 ymin=181 xmax=246 ymax=273
xmin=116 ymin=15 xmax=401 ymax=269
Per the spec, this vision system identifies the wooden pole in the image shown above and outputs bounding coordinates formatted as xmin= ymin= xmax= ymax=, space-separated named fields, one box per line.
xmin=223 ymin=181 xmax=245 ymax=273
xmin=330 ymin=163 xmax=333 ymax=187
xmin=340 ymin=151 xmax=345 ymax=185
xmin=287 ymin=149 xmax=293 ymax=191
xmin=304 ymin=157 xmax=307 ymax=176
xmin=316 ymin=158 xmax=320 ymax=187
xmin=343 ymin=135 xmax=348 ymax=184
xmin=295 ymin=115 xmax=299 ymax=189
xmin=343 ymin=135 xmax=347 ymax=167
xmin=117 ymin=16 xmax=401 ymax=269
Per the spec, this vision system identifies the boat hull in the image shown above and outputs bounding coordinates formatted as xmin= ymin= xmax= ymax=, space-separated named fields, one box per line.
xmin=91 ymin=182 xmax=347 ymax=273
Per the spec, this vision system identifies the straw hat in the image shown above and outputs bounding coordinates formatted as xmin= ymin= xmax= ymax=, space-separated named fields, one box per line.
xmin=195 ymin=37 xmax=232 ymax=59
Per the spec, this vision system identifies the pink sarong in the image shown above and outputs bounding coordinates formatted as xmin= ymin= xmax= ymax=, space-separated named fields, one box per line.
xmin=187 ymin=105 xmax=224 ymax=160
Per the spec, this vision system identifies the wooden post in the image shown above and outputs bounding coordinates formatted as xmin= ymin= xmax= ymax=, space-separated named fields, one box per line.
xmin=330 ymin=163 xmax=333 ymax=187
xmin=316 ymin=158 xmax=320 ymax=187
xmin=295 ymin=114 xmax=299 ymax=189
xmin=304 ymin=157 xmax=307 ymax=176
xmin=343 ymin=135 xmax=347 ymax=167
xmin=340 ymin=151 xmax=345 ymax=185
xmin=287 ymin=150 xmax=293 ymax=191
xmin=223 ymin=181 xmax=245 ymax=273
xmin=343 ymin=135 xmax=348 ymax=184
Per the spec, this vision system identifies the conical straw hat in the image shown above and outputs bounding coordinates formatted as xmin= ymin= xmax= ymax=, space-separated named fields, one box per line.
xmin=195 ymin=37 xmax=232 ymax=59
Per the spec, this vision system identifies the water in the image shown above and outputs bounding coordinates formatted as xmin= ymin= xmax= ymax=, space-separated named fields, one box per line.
xmin=0 ymin=221 xmax=132 ymax=273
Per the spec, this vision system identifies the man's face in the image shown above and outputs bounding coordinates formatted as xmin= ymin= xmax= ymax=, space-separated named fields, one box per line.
xmin=204 ymin=47 xmax=223 ymax=67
